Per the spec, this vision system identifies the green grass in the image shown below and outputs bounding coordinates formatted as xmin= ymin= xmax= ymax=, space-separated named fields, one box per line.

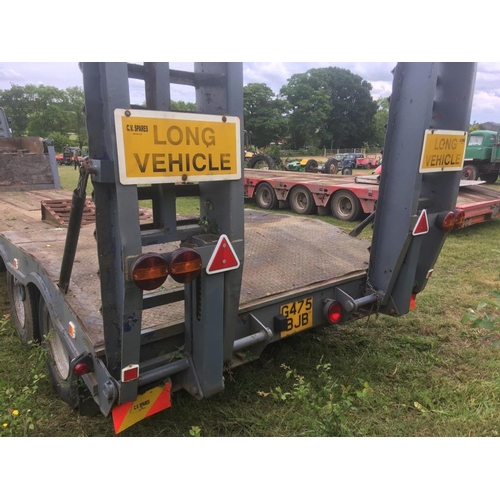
xmin=57 ymin=165 xmax=200 ymax=214
xmin=1 ymin=167 xmax=500 ymax=436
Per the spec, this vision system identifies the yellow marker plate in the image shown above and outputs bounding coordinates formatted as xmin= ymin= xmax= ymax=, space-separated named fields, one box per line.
xmin=115 ymin=109 xmax=241 ymax=185
xmin=419 ymin=129 xmax=467 ymax=173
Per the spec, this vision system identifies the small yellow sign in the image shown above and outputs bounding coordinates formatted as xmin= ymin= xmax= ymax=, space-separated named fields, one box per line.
xmin=419 ymin=129 xmax=467 ymax=173
xmin=115 ymin=109 xmax=241 ymax=185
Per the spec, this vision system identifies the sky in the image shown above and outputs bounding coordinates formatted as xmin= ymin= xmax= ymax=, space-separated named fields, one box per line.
xmin=1 ymin=62 xmax=499 ymax=125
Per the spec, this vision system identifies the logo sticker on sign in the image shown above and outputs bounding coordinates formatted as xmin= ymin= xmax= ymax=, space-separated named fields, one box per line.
xmin=114 ymin=109 xmax=242 ymax=185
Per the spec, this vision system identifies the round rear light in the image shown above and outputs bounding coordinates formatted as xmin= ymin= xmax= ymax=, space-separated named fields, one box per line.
xmin=435 ymin=211 xmax=456 ymax=233
xmin=453 ymin=209 xmax=465 ymax=230
xmin=168 ymin=248 xmax=202 ymax=283
xmin=325 ymin=301 xmax=343 ymax=324
xmin=131 ymin=253 xmax=168 ymax=290
xmin=73 ymin=362 xmax=90 ymax=377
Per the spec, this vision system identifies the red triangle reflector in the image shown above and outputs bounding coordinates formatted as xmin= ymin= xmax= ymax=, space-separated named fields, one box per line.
xmin=206 ymin=234 xmax=240 ymax=275
xmin=413 ymin=209 xmax=429 ymax=236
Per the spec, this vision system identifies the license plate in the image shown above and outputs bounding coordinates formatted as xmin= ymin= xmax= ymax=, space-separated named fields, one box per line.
xmin=280 ymin=297 xmax=313 ymax=337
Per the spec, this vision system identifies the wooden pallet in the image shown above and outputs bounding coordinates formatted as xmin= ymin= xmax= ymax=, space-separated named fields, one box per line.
xmin=41 ymin=198 xmax=154 ymax=227
xmin=41 ymin=198 xmax=96 ymax=227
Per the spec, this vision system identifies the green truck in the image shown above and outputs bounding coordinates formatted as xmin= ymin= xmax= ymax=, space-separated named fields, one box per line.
xmin=462 ymin=129 xmax=500 ymax=183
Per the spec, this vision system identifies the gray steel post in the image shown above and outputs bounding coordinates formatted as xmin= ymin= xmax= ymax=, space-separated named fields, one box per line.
xmin=369 ymin=63 xmax=477 ymax=315
xmin=82 ymin=63 xmax=144 ymax=402
xmin=181 ymin=62 xmax=245 ymax=396
xmin=412 ymin=63 xmax=477 ymax=294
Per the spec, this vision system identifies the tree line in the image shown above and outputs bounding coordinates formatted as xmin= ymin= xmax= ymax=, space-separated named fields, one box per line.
xmin=0 ymin=84 xmax=87 ymax=151
xmin=244 ymin=66 xmax=388 ymax=151
xmin=0 ymin=65 xmax=389 ymax=153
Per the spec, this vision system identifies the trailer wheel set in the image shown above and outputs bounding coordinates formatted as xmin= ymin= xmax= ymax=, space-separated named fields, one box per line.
xmin=251 ymin=173 xmax=367 ymax=222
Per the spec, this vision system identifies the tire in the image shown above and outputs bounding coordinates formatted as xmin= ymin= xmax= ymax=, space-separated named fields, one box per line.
xmin=323 ymin=158 xmax=339 ymax=174
xmin=7 ymin=273 xmax=40 ymax=347
xmin=289 ymin=186 xmax=316 ymax=215
xmin=247 ymin=154 xmax=276 ymax=170
xmin=38 ymin=296 xmax=100 ymax=415
xmin=305 ymin=159 xmax=318 ymax=172
xmin=39 ymin=296 xmax=79 ymax=408
xmin=39 ymin=297 xmax=96 ymax=414
xmin=268 ymin=154 xmax=283 ymax=170
xmin=342 ymin=167 xmax=353 ymax=176
xmin=255 ymin=182 xmax=278 ymax=210
xmin=331 ymin=190 xmax=362 ymax=221
xmin=461 ymin=164 xmax=478 ymax=181
xmin=479 ymin=172 xmax=499 ymax=184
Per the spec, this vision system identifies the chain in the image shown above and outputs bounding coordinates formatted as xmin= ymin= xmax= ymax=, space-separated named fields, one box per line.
xmin=365 ymin=272 xmax=381 ymax=317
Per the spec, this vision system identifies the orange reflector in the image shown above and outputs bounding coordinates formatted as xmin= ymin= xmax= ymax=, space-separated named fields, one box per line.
xmin=326 ymin=301 xmax=343 ymax=324
xmin=206 ymin=235 xmax=240 ymax=275
xmin=435 ymin=211 xmax=456 ymax=233
xmin=131 ymin=253 xmax=168 ymax=290
xmin=413 ymin=209 xmax=429 ymax=236
xmin=453 ymin=209 xmax=465 ymax=230
xmin=168 ymin=248 xmax=202 ymax=283
xmin=410 ymin=294 xmax=417 ymax=310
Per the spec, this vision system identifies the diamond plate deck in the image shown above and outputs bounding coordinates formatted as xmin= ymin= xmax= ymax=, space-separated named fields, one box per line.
xmin=0 ymin=189 xmax=370 ymax=352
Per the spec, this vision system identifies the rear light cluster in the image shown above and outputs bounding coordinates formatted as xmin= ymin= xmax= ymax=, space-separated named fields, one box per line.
xmin=131 ymin=248 xmax=202 ymax=290
xmin=435 ymin=209 xmax=465 ymax=232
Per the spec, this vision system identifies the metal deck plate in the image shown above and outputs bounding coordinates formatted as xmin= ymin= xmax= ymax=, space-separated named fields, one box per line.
xmin=0 ymin=195 xmax=370 ymax=350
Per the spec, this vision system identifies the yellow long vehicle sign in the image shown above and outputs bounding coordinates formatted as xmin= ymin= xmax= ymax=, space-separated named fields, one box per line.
xmin=115 ymin=109 xmax=242 ymax=185
xmin=419 ymin=129 xmax=467 ymax=173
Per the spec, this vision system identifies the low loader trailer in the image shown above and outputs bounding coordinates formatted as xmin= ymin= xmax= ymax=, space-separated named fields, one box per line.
xmin=245 ymin=169 xmax=500 ymax=228
xmin=0 ymin=62 xmax=478 ymax=433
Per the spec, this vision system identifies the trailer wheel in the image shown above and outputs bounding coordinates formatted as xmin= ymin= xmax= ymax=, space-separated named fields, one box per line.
xmin=461 ymin=164 xmax=478 ymax=181
xmin=38 ymin=297 xmax=100 ymax=415
xmin=255 ymin=182 xmax=278 ymax=210
xmin=342 ymin=167 xmax=353 ymax=176
xmin=323 ymin=158 xmax=339 ymax=174
xmin=305 ymin=159 xmax=318 ymax=172
xmin=479 ymin=172 xmax=499 ymax=184
xmin=39 ymin=297 xmax=79 ymax=408
xmin=289 ymin=186 xmax=316 ymax=215
xmin=331 ymin=190 xmax=362 ymax=221
xmin=7 ymin=273 xmax=40 ymax=347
